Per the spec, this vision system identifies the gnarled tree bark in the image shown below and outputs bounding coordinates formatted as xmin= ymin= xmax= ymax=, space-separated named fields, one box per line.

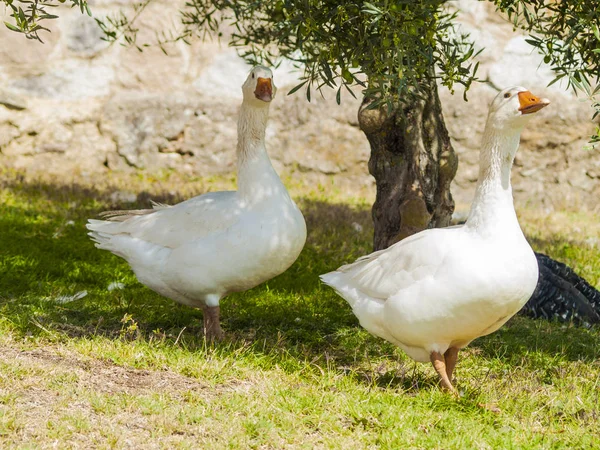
xmin=358 ymin=79 xmax=457 ymax=251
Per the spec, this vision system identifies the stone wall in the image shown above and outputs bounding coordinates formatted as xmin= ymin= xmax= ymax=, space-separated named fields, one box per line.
xmin=0 ymin=1 xmax=598 ymax=210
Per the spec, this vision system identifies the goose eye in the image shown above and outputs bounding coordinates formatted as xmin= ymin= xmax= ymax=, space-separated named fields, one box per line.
xmin=252 ymin=73 xmax=255 ymax=79
xmin=504 ymin=93 xmax=511 ymax=98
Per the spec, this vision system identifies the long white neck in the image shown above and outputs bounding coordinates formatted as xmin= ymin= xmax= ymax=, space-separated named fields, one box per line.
xmin=466 ymin=118 xmax=523 ymax=233
xmin=236 ymin=101 xmax=285 ymax=203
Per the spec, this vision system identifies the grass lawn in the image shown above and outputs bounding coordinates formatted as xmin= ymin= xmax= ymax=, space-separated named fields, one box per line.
xmin=1 ymin=170 xmax=599 ymax=449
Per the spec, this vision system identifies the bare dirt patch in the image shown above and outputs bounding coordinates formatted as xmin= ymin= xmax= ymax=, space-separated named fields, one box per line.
xmin=0 ymin=342 xmax=252 ymax=448
xmin=0 ymin=345 xmax=209 ymax=396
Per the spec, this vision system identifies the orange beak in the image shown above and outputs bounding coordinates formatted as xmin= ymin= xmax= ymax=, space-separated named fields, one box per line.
xmin=254 ymin=77 xmax=273 ymax=102
xmin=518 ymin=91 xmax=550 ymax=115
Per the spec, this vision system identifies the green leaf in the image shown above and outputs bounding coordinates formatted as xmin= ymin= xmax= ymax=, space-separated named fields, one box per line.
xmin=547 ymin=73 xmax=565 ymax=87
xmin=344 ymin=83 xmax=357 ymax=99
xmin=287 ymin=80 xmax=308 ymax=96
xmin=4 ymin=21 xmax=22 ymax=33
xmin=17 ymin=7 xmax=26 ymax=23
xmin=362 ymin=2 xmax=382 ymax=15
xmin=321 ymin=62 xmax=334 ymax=84
xmin=524 ymin=38 xmax=541 ymax=47
xmin=593 ymin=24 xmax=600 ymax=41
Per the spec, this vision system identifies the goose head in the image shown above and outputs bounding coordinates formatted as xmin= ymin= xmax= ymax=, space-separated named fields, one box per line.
xmin=488 ymin=86 xmax=550 ymax=131
xmin=242 ymin=66 xmax=277 ymax=106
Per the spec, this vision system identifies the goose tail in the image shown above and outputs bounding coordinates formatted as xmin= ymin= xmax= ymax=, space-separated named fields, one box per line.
xmin=521 ymin=252 xmax=600 ymax=325
xmin=86 ymin=219 xmax=131 ymax=259
xmin=86 ymin=219 xmax=116 ymax=248
xmin=320 ymin=270 xmax=361 ymax=309
xmin=320 ymin=270 xmax=390 ymax=341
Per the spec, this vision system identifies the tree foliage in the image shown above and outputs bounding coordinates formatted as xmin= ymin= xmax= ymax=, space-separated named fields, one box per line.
xmin=493 ymin=0 xmax=600 ymax=144
xmin=95 ymin=0 xmax=600 ymax=141
xmin=1 ymin=0 xmax=90 ymax=42
xmin=94 ymin=0 xmax=153 ymax=52
xmin=99 ymin=1 xmax=481 ymax=111
xmin=495 ymin=1 xmax=599 ymax=88
xmin=4 ymin=0 xmax=600 ymax=142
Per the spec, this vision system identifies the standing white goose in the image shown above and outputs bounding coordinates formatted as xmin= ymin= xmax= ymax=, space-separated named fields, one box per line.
xmin=320 ymin=87 xmax=550 ymax=393
xmin=87 ymin=66 xmax=307 ymax=341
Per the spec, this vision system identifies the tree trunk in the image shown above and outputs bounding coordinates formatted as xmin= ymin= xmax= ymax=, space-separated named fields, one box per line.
xmin=358 ymin=79 xmax=457 ymax=251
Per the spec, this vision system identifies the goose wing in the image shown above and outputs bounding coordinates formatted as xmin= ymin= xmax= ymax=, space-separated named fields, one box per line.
xmin=334 ymin=227 xmax=459 ymax=300
xmin=89 ymin=191 xmax=242 ymax=249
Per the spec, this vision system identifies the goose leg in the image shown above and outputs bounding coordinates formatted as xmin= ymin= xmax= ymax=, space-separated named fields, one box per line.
xmin=444 ymin=347 xmax=459 ymax=382
xmin=202 ymin=305 xmax=224 ymax=341
xmin=430 ymin=351 xmax=457 ymax=394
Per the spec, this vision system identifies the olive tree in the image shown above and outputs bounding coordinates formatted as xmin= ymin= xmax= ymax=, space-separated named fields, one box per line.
xmin=4 ymin=0 xmax=600 ymax=250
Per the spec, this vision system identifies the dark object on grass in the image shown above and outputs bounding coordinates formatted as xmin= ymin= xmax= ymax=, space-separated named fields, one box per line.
xmin=521 ymin=253 xmax=600 ymax=325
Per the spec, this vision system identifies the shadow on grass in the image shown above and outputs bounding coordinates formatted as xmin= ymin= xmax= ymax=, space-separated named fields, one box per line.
xmin=473 ymin=315 xmax=600 ymax=363
xmin=0 ymin=171 xmax=196 ymax=208
xmin=1 ymin=174 xmax=599 ymax=392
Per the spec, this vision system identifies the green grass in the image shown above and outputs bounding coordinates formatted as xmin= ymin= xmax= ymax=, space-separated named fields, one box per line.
xmin=1 ymin=170 xmax=599 ymax=449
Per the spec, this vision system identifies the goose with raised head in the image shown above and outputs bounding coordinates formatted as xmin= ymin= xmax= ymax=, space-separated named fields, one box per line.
xmin=320 ymin=87 xmax=550 ymax=393
xmin=87 ymin=66 xmax=307 ymax=341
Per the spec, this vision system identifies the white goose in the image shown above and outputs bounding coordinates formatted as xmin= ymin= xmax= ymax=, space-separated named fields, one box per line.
xmin=87 ymin=66 xmax=307 ymax=341
xmin=321 ymin=87 xmax=550 ymax=393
